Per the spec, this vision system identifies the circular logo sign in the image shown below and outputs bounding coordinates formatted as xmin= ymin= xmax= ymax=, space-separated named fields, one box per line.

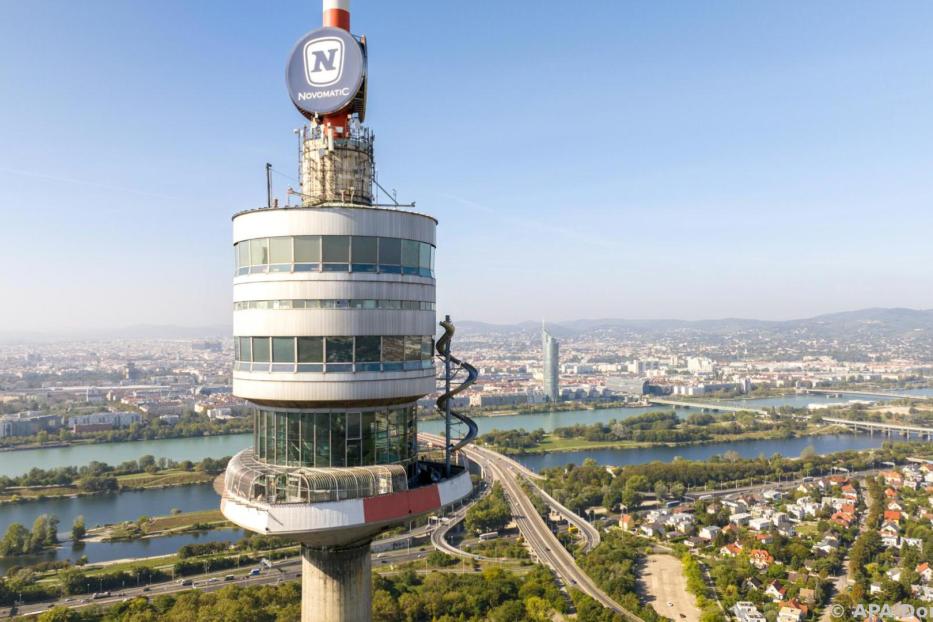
xmin=286 ymin=27 xmax=365 ymax=117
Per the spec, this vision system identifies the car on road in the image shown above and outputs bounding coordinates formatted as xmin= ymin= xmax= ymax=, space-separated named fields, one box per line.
xmin=667 ymin=602 xmax=673 ymax=607
xmin=224 ymin=575 xmax=235 ymax=581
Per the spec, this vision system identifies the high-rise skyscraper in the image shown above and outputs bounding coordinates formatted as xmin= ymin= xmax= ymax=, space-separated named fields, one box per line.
xmin=219 ymin=3 xmax=474 ymax=620
xmin=543 ymin=326 xmax=560 ymax=402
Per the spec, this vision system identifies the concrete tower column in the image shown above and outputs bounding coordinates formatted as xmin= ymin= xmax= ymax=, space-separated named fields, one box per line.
xmin=301 ymin=541 xmax=372 ymax=622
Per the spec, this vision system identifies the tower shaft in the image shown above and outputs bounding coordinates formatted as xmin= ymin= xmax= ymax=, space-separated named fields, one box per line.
xmin=301 ymin=542 xmax=371 ymax=622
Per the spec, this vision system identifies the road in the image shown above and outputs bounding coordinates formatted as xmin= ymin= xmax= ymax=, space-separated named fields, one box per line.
xmin=686 ymin=467 xmax=881 ymax=499
xmin=3 ymin=545 xmax=430 ymax=619
xmin=13 ymin=434 xmax=629 ymax=619
xmin=421 ymin=433 xmax=599 ymax=553
xmin=531 ymin=483 xmax=601 ymax=553
xmin=457 ymin=441 xmax=645 ymax=622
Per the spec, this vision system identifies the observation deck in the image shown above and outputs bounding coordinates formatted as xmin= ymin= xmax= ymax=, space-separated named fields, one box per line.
xmin=220 ymin=449 xmax=473 ymax=546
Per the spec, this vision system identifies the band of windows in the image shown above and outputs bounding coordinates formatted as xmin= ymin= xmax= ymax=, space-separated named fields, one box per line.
xmin=234 ymin=299 xmax=436 ymax=311
xmin=253 ymin=407 xmax=416 ymax=468
xmin=234 ymin=335 xmax=434 ymax=373
xmin=234 ymin=235 xmax=435 ymax=277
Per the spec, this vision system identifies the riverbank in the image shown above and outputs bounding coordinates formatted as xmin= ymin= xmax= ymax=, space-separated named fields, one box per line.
xmin=480 ymin=419 xmax=847 ymax=456
xmin=0 ymin=428 xmax=249 ymax=453
xmin=91 ymin=509 xmax=231 ymax=542
xmin=0 ymin=468 xmax=220 ymax=506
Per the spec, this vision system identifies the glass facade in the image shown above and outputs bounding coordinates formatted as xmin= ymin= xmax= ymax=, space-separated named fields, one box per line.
xmin=235 ymin=335 xmax=434 ymax=373
xmin=234 ymin=299 xmax=436 ymax=311
xmin=235 ymin=235 xmax=435 ymax=277
xmin=253 ymin=406 xmax=417 ymax=467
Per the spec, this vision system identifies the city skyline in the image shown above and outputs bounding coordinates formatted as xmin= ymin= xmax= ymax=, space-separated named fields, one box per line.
xmin=4 ymin=1 xmax=933 ymax=333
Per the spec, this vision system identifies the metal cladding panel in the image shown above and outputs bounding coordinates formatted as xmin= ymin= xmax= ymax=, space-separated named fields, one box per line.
xmin=233 ymin=207 xmax=436 ymax=246
xmin=222 ymin=496 xmax=366 ymax=533
xmin=233 ymin=374 xmax=435 ymax=403
xmin=233 ymin=280 xmax=435 ymax=302
xmin=437 ymin=470 xmax=474 ymax=506
xmin=362 ymin=485 xmax=441 ymax=523
xmin=233 ymin=310 xmax=435 ymax=336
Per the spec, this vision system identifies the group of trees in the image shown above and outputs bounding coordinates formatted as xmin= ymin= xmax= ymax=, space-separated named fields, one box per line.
xmin=372 ymin=565 xmax=566 ymax=622
xmin=478 ymin=428 xmax=545 ymax=451
xmin=680 ymin=554 xmax=725 ymax=622
xmin=32 ymin=565 xmax=569 ymax=622
xmin=0 ymin=455 xmax=230 ymax=495
xmin=464 ymin=483 xmax=511 ymax=534
xmin=0 ymin=514 xmax=59 ymax=556
xmin=576 ymin=531 xmax=663 ymax=622
xmin=542 ymin=442 xmax=927 ymax=514
xmin=480 ymin=410 xmax=799 ymax=453
xmin=0 ymin=410 xmax=251 ymax=450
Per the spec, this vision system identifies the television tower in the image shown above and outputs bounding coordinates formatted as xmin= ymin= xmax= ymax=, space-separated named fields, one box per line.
xmin=219 ymin=2 xmax=476 ymax=620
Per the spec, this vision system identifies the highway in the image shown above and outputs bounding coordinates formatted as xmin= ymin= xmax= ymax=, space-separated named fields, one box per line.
xmin=457 ymin=441 xmax=644 ymax=622
xmin=3 ymin=544 xmax=431 ymax=619
xmin=11 ymin=434 xmax=628 ymax=619
xmin=530 ymin=481 xmax=601 ymax=552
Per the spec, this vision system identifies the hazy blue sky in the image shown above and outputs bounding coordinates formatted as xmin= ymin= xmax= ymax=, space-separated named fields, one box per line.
xmin=2 ymin=1 xmax=932 ymax=332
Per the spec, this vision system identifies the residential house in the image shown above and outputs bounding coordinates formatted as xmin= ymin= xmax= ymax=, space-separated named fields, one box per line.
xmin=798 ymin=588 xmax=816 ymax=605
xmin=765 ymin=580 xmax=787 ymax=602
xmin=750 ymin=549 xmax=774 ymax=570
xmin=917 ymin=562 xmax=933 ymax=583
xmin=720 ymin=543 xmax=743 ymax=558
xmin=749 ymin=517 xmax=772 ymax=531
xmin=733 ymin=602 xmax=766 ymax=622
xmin=777 ymin=607 xmax=803 ymax=622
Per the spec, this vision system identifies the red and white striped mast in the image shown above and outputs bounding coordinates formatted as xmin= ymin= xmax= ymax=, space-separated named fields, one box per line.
xmin=322 ymin=0 xmax=351 ymax=135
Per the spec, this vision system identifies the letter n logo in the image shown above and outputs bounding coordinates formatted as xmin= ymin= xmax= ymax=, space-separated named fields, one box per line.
xmin=304 ymin=37 xmax=344 ymax=87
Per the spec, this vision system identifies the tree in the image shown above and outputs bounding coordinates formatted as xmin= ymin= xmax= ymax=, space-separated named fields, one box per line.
xmin=37 ymin=607 xmax=80 ymax=622
xmin=372 ymin=589 xmax=400 ymax=621
xmin=654 ymin=480 xmax=668 ymax=499
xmin=465 ymin=483 xmax=511 ymax=533
xmin=58 ymin=567 xmax=88 ymax=596
xmin=71 ymin=516 xmax=86 ymax=542
xmin=669 ymin=482 xmax=686 ymax=498
xmin=46 ymin=515 xmax=60 ymax=545
xmin=0 ymin=523 xmax=30 ymax=556
xmin=524 ymin=595 xmax=554 ymax=622
xmin=29 ymin=514 xmax=57 ymax=551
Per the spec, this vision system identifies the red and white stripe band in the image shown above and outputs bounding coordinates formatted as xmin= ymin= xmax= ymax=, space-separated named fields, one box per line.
xmin=323 ymin=0 xmax=350 ymax=30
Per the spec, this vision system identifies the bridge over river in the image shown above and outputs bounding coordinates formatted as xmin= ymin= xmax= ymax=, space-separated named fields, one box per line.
xmin=822 ymin=416 xmax=933 ymax=440
xmin=647 ymin=398 xmax=769 ymax=416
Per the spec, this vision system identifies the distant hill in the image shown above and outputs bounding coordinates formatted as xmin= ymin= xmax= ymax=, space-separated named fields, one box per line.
xmin=458 ymin=308 xmax=933 ymax=340
xmin=0 ymin=324 xmax=232 ymax=344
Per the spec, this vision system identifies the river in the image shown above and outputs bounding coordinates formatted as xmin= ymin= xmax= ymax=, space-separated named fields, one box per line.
xmin=0 ymin=389 xmax=925 ymax=568
xmin=2 ymin=389 xmax=927 ymax=478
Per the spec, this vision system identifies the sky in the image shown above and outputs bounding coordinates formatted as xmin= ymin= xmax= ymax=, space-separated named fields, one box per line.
xmin=1 ymin=1 xmax=932 ymax=333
